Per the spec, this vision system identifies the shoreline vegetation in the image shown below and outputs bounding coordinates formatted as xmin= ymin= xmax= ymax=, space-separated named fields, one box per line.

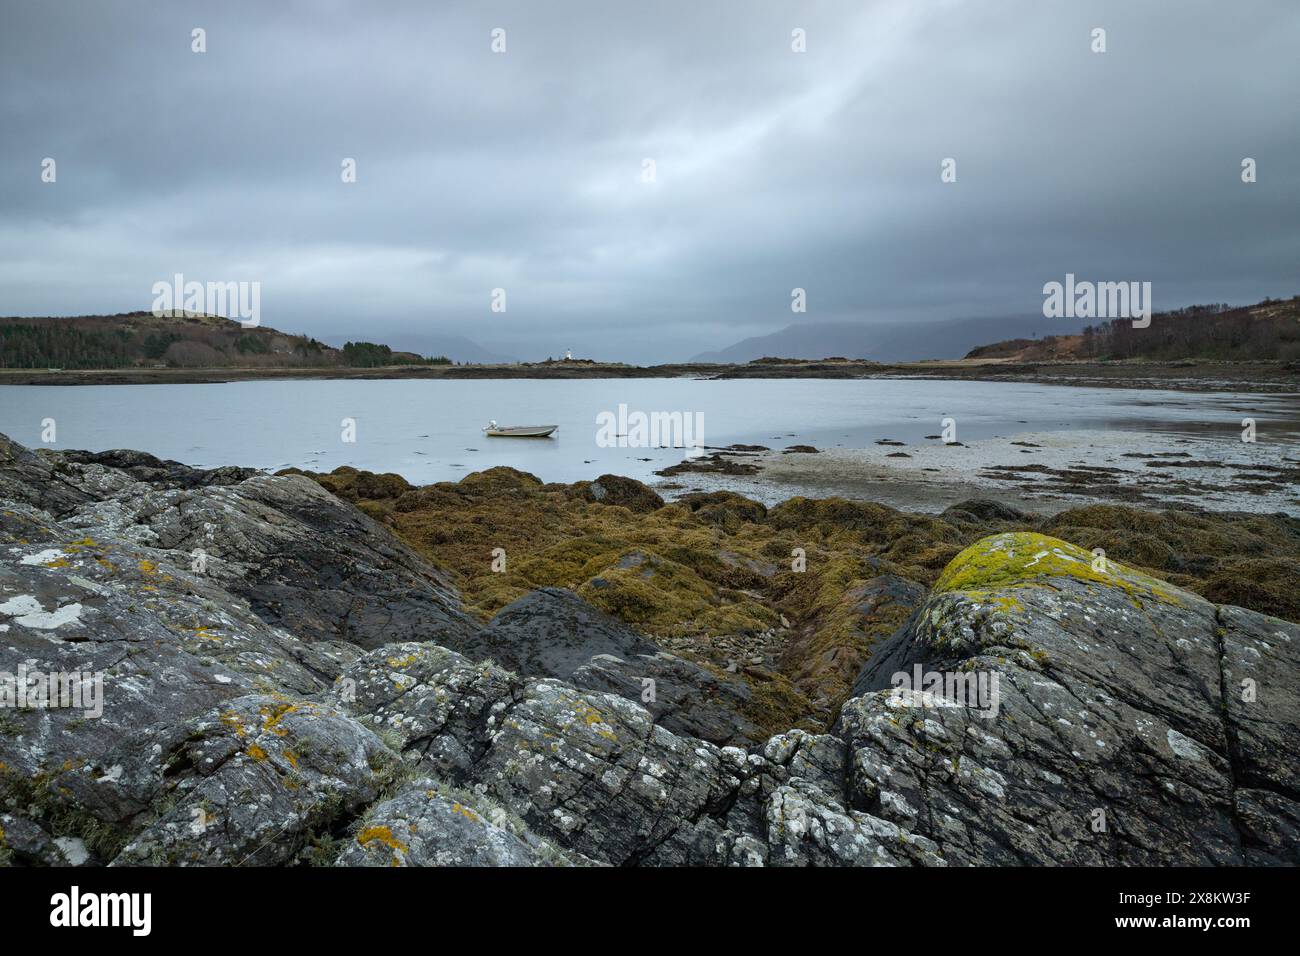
xmin=2 ymin=295 xmax=1298 ymax=390
xmin=2 ymin=358 xmax=1298 ymax=391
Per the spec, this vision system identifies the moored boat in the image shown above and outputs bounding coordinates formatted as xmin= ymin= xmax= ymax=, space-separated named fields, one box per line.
xmin=482 ymin=420 xmax=558 ymax=438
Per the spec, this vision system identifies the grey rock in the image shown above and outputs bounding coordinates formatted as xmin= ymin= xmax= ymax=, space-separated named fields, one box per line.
xmin=0 ymin=529 xmax=330 ymax=787
xmin=570 ymin=650 xmax=762 ymax=746
xmin=333 ymin=778 xmax=576 ymax=867
xmin=56 ymin=447 xmax=262 ymax=489
xmin=0 ymin=813 xmax=89 ymax=866
xmin=467 ymin=587 xmax=658 ymax=678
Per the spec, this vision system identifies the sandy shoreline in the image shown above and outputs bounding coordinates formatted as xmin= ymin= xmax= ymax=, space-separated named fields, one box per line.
xmin=655 ymin=428 xmax=1300 ymax=516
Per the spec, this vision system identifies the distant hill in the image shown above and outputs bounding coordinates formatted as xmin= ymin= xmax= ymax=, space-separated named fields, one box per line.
xmin=965 ymin=296 xmax=1300 ymax=362
xmin=329 ymin=330 xmax=519 ymax=365
xmin=690 ymin=315 xmax=1089 ymax=363
xmin=0 ymin=312 xmax=451 ymax=369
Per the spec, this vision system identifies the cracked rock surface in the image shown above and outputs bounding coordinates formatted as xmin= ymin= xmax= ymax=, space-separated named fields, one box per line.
xmin=1 ymin=435 xmax=1296 ymax=866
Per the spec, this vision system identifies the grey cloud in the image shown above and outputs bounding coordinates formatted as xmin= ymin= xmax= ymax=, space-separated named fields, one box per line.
xmin=1 ymin=0 xmax=1297 ymax=362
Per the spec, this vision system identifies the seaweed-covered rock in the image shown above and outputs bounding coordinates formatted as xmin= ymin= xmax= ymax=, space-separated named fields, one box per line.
xmin=676 ymin=491 xmax=768 ymax=526
xmin=940 ymin=497 xmax=1031 ymax=524
xmin=576 ymin=474 xmax=664 ymax=513
xmin=783 ymin=573 xmax=926 ymax=704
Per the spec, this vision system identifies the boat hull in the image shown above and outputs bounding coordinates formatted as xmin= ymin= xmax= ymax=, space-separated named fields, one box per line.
xmin=483 ymin=425 xmax=558 ymax=438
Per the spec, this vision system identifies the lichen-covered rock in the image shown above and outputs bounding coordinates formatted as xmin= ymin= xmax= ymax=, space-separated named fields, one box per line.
xmin=0 ymin=529 xmax=333 ymax=790
xmin=0 ymin=432 xmax=478 ymax=652
xmin=764 ymin=778 xmax=945 ymax=866
xmin=841 ymin=531 xmax=1300 ymax=865
xmin=330 ymin=642 xmax=518 ymax=767
xmin=330 ymin=642 xmax=945 ymax=866
xmin=106 ymin=695 xmax=397 ymax=865
xmin=570 ymin=650 xmax=762 ymax=745
xmin=335 ymin=779 xmax=578 ymax=867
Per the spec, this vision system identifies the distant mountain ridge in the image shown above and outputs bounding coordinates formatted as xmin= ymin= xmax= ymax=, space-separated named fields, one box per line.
xmin=690 ymin=315 xmax=1090 ymax=363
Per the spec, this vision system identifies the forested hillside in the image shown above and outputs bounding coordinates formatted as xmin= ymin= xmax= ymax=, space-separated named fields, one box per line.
xmin=0 ymin=312 xmax=450 ymax=369
xmin=965 ymin=296 xmax=1300 ymax=362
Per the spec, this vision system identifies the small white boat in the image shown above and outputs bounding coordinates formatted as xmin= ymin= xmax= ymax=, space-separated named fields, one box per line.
xmin=482 ymin=420 xmax=558 ymax=438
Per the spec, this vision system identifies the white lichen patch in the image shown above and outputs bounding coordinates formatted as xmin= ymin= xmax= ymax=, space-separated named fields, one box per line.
xmin=54 ymin=836 xmax=90 ymax=866
xmin=0 ymin=594 xmax=84 ymax=629
xmin=20 ymin=548 xmax=69 ymax=566
xmin=1166 ymin=728 xmax=1205 ymax=762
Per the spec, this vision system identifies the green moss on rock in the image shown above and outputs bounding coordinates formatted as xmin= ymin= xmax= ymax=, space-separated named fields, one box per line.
xmin=935 ymin=531 xmax=1186 ymax=606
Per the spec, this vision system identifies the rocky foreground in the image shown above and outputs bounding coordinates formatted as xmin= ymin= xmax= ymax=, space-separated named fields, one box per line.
xmin=1 ymin=432 xmax=1297 ymax=866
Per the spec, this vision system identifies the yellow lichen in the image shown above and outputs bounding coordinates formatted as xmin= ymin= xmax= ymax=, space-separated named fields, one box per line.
xmin=357 ymin=825 xmax=408 ymax=860
xmin=571 ymin=701 xmax=618 ymax=742
xmin=219 ymin=711 xmax=246 ymax=736
xmin=934 ymin=532 xmax=1184 ymax=606
xmin=258 ymin=702 xmax=298 ymax=736
xmin=451 ymin=802 xmax=481 ymax=823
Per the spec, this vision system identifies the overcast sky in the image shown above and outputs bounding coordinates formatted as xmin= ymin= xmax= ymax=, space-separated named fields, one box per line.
xmin=1 ymin=0 xmax=1297 ymax=362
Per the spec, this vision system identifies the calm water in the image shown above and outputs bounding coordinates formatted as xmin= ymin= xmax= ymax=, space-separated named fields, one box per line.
xmin=1 ymin=379 xmax=1297 ymax=486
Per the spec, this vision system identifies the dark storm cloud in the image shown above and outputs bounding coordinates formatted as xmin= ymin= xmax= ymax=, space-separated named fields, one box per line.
xmin=1 ymin=0 xmax=1297 ymax=362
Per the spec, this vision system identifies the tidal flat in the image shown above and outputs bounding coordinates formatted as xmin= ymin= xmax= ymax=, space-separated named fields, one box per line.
xmin=669 ymin=427 xmax=1300 ymax=514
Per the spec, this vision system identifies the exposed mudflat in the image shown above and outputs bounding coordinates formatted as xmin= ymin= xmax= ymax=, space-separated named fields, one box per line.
xmin=656 ymin=428 xmax=1300 ymax=515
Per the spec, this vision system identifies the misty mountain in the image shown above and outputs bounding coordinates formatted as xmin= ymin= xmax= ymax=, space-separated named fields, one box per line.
xmin=689 ymin=315 xmax=1093 ymax=363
